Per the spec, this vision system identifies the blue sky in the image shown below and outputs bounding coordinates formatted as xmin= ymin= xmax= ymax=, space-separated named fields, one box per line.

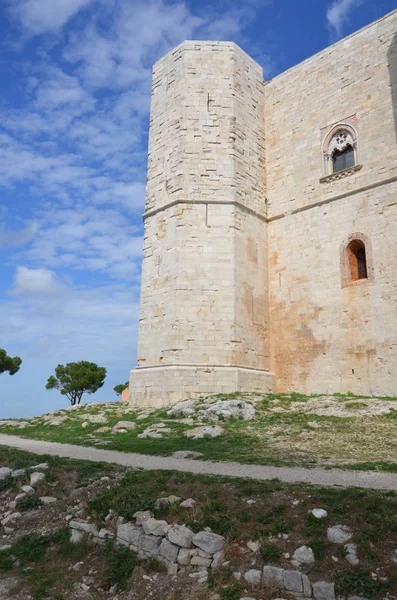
xmin=0 ymin=0 xmax=396 ymax=419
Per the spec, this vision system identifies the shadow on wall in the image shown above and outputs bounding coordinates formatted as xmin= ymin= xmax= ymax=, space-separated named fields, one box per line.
xmin=388 ymin=30 xmax=397 ymax=143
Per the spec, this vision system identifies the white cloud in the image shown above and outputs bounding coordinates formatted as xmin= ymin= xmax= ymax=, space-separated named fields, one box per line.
xmin=11 ymin=266 xmax=62 ymax=294
xmin=326 ymin=0 xmax=366 ymax=39
xmin=0 ymin=221 xmax=37 ymax=248
xmin=7 ymin=0 xmax=98 ymax=35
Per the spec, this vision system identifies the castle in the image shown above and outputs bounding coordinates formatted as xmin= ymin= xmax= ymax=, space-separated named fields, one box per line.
xmin=129 ymin=10 xmax=397 ymax=408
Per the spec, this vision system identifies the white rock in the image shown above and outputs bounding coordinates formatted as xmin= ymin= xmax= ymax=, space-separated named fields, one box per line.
xmin=133 ymin=510 xmax=153 ymax=525
xmin=21 ymin=485 xmax=35 ymax=496
xmin=11 ymin=469 xmax=25 ymax=479
xmin=191 ymin=555 xmax=212 ymax=567
xmin=327 ymin=525 xmax=353 ymax=544
xmin=0 ymin=467 xmax=11 ymax=480
xmin=167 ymin=524 xmax=194 ymax=548
xmin=40 ymin=496 xmax=57 ymax=504
xmin=1 ymin=512 xmax=21 ymax=526
xmin=167 ymin=400 xmax=196 ymax=416
xmin=344 ymin=543 xmax=359 ymax=566
xmin=142 ymin=517 xmax=169 ymax=536
xmin=116 ymin=523 xmax=141 ymax=546
xmin=180 ymin=498 xmax=196 ymax=508
xmin=86 ymin=415 xmax=107 ymax=424
xmin=312 ymin=581 xmax=335 ymax=600
xmin=113 ymin=421 xmax=136 ymax=431
xmin=30 ymin=463 xmax=49 ymax=471
xmin=244 ymin=569 xmax=262 ymax=585
xmin=184 ymin=425 xmax=223 ymax=439
xmin=192 ymin=531 xmax=225 ymax=554
xmin=14 ymin=493 xmax=27 ymax=502
xmin=0 ymin=545 xmax=12 ymax=552
xmin=247 ymin=540 xmax=260 ymax=553
xmin=312 ymin=509 xmax=328 ymax=519
xmin=203 ymin=400 xmax=255 ymax=421
xmin=69 ymin=521 xmax=97 ymax=534
xmin=292 ymin=545 xmax=315 ymax=565
xmin=177 ymin=548 xmax=190 ymax=565
xmin=211 ymin=551 xmax=224 ymax=569
xmin=30 ymin=472 xmax=45 ymax=487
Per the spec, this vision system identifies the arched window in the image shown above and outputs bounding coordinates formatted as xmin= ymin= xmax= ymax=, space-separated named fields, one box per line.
xmin=322 ymin=123 xmax=360 ymax=180
xmin=346 ymin=239 xmax=367 ymax=282
xmin=340 ymin=234 xmax=373 ymax=288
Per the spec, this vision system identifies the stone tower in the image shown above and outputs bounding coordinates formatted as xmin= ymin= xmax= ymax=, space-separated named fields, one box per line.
xmin=129 ymin=41 xmax=274 ymax=407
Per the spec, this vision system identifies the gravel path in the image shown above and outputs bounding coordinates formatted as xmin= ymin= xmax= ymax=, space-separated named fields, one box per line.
xmin=0 ymin=434 xmax=396 ymax=491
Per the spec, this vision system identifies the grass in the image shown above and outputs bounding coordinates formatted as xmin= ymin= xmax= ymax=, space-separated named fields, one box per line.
xmin=1 ymin=392 xmax=397 ymax=472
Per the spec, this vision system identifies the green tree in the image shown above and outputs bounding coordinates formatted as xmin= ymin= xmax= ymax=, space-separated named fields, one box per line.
xmin=46 ymin=361 xmax=106 ymax=406
xmin=0 ymin=348 xmax=22 ymax=376
xmin=113 ymin=381 xmax=129 ymax=396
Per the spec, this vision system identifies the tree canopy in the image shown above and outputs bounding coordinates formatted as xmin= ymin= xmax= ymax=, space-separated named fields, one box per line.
xmin=114 ymin=381 xmax=129 ymax=396
xmin=0 ymin=349 xmax=22 ymax=376
xmin=46 ymin=361 xmax=106 ymax=406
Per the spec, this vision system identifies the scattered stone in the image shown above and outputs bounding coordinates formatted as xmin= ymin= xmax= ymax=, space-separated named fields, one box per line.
xmin=171 ymin=451 xmax=203 ymax=459
xmin=133 ymin=511 xmax=153 ymax=525
xmin=180 ymin=498 xmax=196 ymax=508
xmin=155 ymin=498 xmax=169 ymax=510
xmin=21 ymin=485 xmax=35 ymax=496
xmin=184 ymin=425 xmax=223 ymax=439
xmin=142 ymin=518 xmax=169 ymax=536
xmin=0 ymin=467 xmax=11 ymax=480
xmin=96 ymin=528 xmax=114 ymax=541
xmin=247 ymin=540 xmax=260 ymax=553
xmin=292 ymin=545 xmax=315 ymax=566
xmin=30 ymin=463 xmax=48 ymax=471
xmin=192 ymin=531 xmax=225 ymax=554
xmin=302 ymin=574 xmax=312 ymax=597
xmin=113 ymin=421 xmax=136 ymax=431
xmin=82 ymin=576 xmax=95 ymax=585
xmin=86 ymin=415 xmax=107 ymax=424
xmin=70 ymin=529 xmax=86 ymax=544
xmin=14 ymin=493 xmax=26 ymax=502
xmin=327 ymin=525 xmax=353 ymax=544
xmin=70 ymin=521 xmax=97 ymax=534
xmin=203 ymin=400 xmax=255 ymax=421
xmin=312 ymin=581 xmax=335 ymax=600
xmin=166 ymin=495 xmax=181 ymax=504
xmin=0 ymin=545 xmax=12 ymax=552
xmin=39 ymin=496 xmax=57 ymax=504
xmin=344 ymin=543 xmax=359 ymax=566
xmin=116 ymin=523 xmax=141 ymax=547
xmin=167 ymin=524 xmax=194 ymax=548
xmin=244 ymin=569 xmax=262 ymax=585
xmin=11 ymin=469 xmax=25 ymax=479
xmin=167 ymin=400 xmax=196 ymax=416
xmin=283 ymin=570 xmax=303 ymax=593
xmin=96 ymin=427 xmax=111 ymax=433
xmin=312 ymin=509 xmax=328 ymax=519
xmin=30 ymin=472 xmax=45 ymax=487
xmin=1 ymin=512 xmax=22 ymax=526
xmin=211 ymin=550 xmax=224 ymax=569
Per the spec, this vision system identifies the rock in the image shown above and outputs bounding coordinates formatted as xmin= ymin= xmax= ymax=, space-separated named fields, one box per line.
xmin=1 ymin=512 xmax=21 ymax=526
xmin=70 ymin=529 xmax=86 ymax=544
xmin=184 ymin=425 xmax=223 ymax=439
xmin=139 ymin=534 xmax=162 ymax=556
xmin=82 ymin=576 xmax=95 ymax=585
xmin=312 ymin=581 xmax=335 ymax=600
xmin=142 ymin=518 xmax=169 ymax=536
xmin=167 ymin=524 xmax=194 ymax=548
xmin=344 ymin=543 xmax=359 ymax=566
xmin=203 ymin=400 xmax=255 ymax=421
xmin=302 ymin=574 xmax=312 ymax=597
xmin=171 ymin=451 xmax=203 ymax=459
xmin=0 ymin=467 xmax=11 ymax=480
xmin=81 ymin=583 xmax=90 ymax=591
xmin=247 ymin=540 xmax=260 ymax=553
xmin=113 ymin=421 xmax=136 ymax=431
xmin=133 ymin=510 xmax=153 ymax=525
xmin=70 ymin=521 xmax=97 ymax=534
xmin=262 ymin=565 xmax=284 ymax=589
xmin=192 ymin=531 xmax=225 ymax=554
xmin=191 ymin=555 xmax=212 ymax=567
xmin=0 ymin=545 xmax=12 ymax=552
xmin=30 ymin=463 xmax=48 ymax=471
xmin=211 ymin=550 xmax=224 ymax=569
xmin=96 ymin=528 xmax=114 ymax=540
xmin=177 ymin=548 xmax=191 ymax=565
xmin=167 ymin=400 xmax=196 ymax=416
xmin=15 ymin=493 xmax=27 ymax=502
xmin=244 ymin=569 xmax=262 ymax=585
xmin=292 ymin=545 xmax=315 ymax=565
xmin=312 ymin=509 xmax=328 ymax=519
xmin=21 ymin=485 xmax=35 ymax=496
xmin=167 ymin=495 xmax=181 ymax=504
xmin=11 ymin=469 xmax=25 ymax=479
xmin=327 ymin=525 xmax=353 ymax=544
xmin=86 ymin=415 xmax=107 ymax=424
xmin=159 ymin=538 xmax=179 ymax=562
xmin=96 ymin=427 xmax=111 ymax=433
xmin=30 ymin=472 xmax=45 ymax=487
xmin=116 ymin=523 xmax=141 ymax=547
xmin=39 ymin=497 xmax=57 ymax=504
xmin=155 ymin=498 xmax=169 ymax=510
xmin=283 ymin=570 xmax=303 ymax=593
xmin=180 ymin=498 xmax=196 ymax=508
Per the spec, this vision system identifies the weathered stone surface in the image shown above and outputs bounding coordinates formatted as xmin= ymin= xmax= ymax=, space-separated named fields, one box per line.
xmin=69 ymin=521 xmax=97 ymax=534
xmin=133 ymin=510 xmax=153 ymax=525
xmin=211 ymin=550 xmax=224 ymax=569
xmin=283 ymin=570 xmax=303 ymax=593
xmin=302 ymin=574 xmax=312 ymax=597
xmin=70 ymin=529 xmax=86 ymax=544
xmin=21 ymin=485 xmax=35 ymax=496
xmin=142 ymin=518 xmax=169 ymax=536
xmin=185 ymin=426 xmax=223 ymax=439
xmin=203 ymin=400 xmax=255 ymax=421
xmin=263 ymin=566 xmax=284 ymax=588
xmin=247 ymin=540 xmax=260 ymax=553
xmin=244 ymin=569 xmax=261 ymax=585
xmin=159 ymin=538 xmax=179 ymax=562
xmin=191 ymin=555 xmax=212 ymax=567
xmin=312 ymin=509 xmax=328 ymax=519
xmin=180 ymin=498 xmax=196 ymax=508
xmin=39 ymin=497 xmax=57 ymax=504
xmin=30 ymin=472 xmax=45 ymax=487
xmin=313 ymin=581 xmax=335 ymax=600
xmin=139 ymin=534 xmax=162 ymax=556
xmin=11 ymin=469 xmax=25 ymax=479
xmin=96 ymin=528 xmax=114 ymax=540
xmin=344 ymin=543 xmax=359 ymax=566
xmin=192 ymin=531 xmax=225 ymax=554
xmin=113 ymin=421 xmax=136 ymax=431
xmin=292 ymin=545 xmax=315 ymax=565
xmin=30 ymin=463 xmax=49 ymax=471
xmin=167 ymin=524 xmax=194 ymax=548
xmin=0 ymin=467 xmax=11 ymax=480
xmin=327 ymin=525 xmax=353 ymax=544
xmin=177 ymin=548 xmax=190 ymax=565
xmin=116 ymin=523 xmax=141 ymax=546
xmin=1 ymin=512 xmax=21 ymax=526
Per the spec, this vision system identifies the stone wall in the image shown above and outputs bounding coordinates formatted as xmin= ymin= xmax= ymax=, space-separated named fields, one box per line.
xmin=267 ymin=10 xmax=397 ymax=395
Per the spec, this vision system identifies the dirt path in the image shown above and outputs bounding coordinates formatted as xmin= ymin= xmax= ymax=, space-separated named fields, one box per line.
xmin=0 ymin=434 xmax=396 ymax=491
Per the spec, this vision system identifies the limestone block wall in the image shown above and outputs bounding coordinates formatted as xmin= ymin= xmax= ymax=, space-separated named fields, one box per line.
xmin=266 ymin=11 xmax=397 ymax=395
xmin=130 ymin=41 xmax=272 ymax=407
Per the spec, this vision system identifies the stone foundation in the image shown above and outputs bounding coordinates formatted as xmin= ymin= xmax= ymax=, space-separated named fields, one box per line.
xmin=128 ymin=365 xmax=274 ymax=408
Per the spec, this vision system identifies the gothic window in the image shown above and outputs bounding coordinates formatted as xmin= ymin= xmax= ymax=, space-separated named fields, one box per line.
xmin=340 ymin=234 xmax=373 ymax=288
xmin=322 ymin=123 xmax=360 ymax=181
